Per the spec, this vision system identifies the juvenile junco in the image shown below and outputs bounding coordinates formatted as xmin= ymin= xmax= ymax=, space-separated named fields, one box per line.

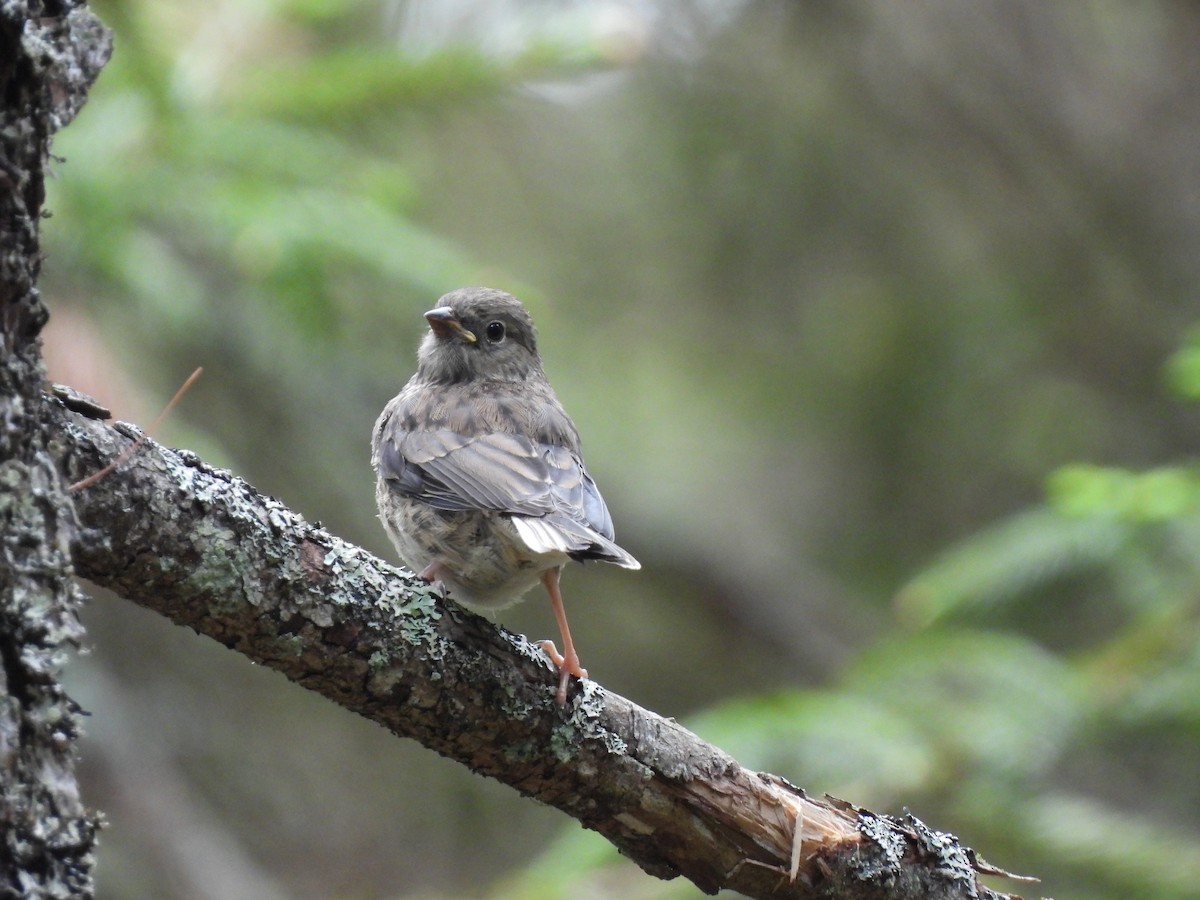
xmin=371 ymin=287 xmax=639 ymax=705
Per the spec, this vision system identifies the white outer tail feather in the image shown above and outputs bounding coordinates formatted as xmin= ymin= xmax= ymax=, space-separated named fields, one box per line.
xmin=512 ymin=516 xmax=574 ymax=554
xmin=512 ymin=515 xmax=641 ymax=570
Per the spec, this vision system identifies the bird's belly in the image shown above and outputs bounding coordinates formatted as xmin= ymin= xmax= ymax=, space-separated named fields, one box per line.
xmin=379 ymin=491 xmax=568 ymax=609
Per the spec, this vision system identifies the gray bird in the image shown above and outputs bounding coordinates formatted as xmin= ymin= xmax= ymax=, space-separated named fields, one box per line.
xmin=371 ymin=287 xmax=639 ymax=705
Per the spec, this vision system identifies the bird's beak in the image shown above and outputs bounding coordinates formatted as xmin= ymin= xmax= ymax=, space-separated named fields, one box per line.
xmin=424 ymin=307 xmax=477 ymax=344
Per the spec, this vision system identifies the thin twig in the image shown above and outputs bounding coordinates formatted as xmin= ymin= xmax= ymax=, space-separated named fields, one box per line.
xmin=68 ymin=367 xmax=203 ymax=492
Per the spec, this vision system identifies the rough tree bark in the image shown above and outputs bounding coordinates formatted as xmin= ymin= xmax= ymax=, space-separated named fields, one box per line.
xmin=2 ymin=4 xmax=1034 ymax=899
xmin=0 ymin=2 xmax=111 ymax=898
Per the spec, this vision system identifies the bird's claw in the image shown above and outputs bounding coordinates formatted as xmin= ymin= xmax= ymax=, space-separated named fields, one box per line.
xmin=536 ymin=639 xmax=588 ymax=706
xmin=536 ymin=639 xmax=588 ymax=678
xmin=418 ymin=563 xmax=449 ymax=599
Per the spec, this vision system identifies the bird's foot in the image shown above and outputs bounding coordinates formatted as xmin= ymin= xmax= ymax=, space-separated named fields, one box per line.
xmin=536 ymin=639 xmax=588 ymax=706
xmin=535 ymin=639 xmax=588 ymax=678
xmin=418 ymin=563 xmax=448 ymax=600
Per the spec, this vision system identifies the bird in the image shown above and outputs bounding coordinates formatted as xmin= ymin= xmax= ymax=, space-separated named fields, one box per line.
xmin=371 ymin=287 xmax=639 ymax=705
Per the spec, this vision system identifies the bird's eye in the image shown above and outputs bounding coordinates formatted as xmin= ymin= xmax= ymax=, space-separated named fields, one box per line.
xmin=485 ymin=321 xmax=505 ymax=343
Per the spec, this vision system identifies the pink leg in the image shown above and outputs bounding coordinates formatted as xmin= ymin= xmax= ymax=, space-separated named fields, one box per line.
xmin=537 ymin=567 xmax=587 ymax=706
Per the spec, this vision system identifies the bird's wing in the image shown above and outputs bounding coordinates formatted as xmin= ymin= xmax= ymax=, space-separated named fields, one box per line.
xmin=377 ymin=427 xmax=633 ymax=564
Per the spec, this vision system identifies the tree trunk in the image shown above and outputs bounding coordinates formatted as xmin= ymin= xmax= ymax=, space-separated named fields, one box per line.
xmin=0 ymin=3 xmax=111 ymax=897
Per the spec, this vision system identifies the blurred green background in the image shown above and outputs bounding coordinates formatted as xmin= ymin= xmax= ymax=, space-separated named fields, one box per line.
xmin=41 ymin=1 xmax=1200 ymax=897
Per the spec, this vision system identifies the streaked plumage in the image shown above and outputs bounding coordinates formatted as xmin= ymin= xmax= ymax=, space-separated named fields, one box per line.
xmin=371 ymin=287 xmax=638 ymax=704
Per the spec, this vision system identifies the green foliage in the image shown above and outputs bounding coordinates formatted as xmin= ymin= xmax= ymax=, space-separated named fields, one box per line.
xmin=1164 ymin=325 xmax=1200 ymax=401
xmin=1019 ymin=794 xmax=1200 ymax=898
xmin=50 ymin=0 xmax=603 ymax=350
xmin=843 ymin=631 xmax=1086 ymax=781
xmin=234 ymin=49 xmax=513 ymax=124
xmin=1049 ymin=463 xmax=1200 ymax=522
xmin=895 ymin=509 xmax=1126 ymax=627
xmin=691 ymin=690 xmax=933 ymax=800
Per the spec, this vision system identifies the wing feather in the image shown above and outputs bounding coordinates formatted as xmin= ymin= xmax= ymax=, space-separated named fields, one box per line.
xmin=377 ymin=424 xmax=637 ymax=567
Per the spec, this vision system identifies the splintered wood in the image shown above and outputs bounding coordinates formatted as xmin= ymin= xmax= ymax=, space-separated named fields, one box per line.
xmin=688 ymin=771 xmax=860 ymax=883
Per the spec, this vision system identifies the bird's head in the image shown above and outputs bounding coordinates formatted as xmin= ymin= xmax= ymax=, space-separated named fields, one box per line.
xmin=415 ymin=287 xmax=544 ymax=384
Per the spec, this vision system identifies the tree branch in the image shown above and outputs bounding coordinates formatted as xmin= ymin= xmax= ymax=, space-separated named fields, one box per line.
xmin=46 ymin=392 xmax=1032 ymax=900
